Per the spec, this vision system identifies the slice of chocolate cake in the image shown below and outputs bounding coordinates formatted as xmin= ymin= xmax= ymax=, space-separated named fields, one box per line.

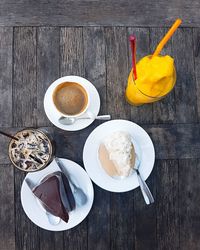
xmin=42 ymin=171 xmax=76 ymax=212
xmin=33 ymin=173 xmax=70 ymax=223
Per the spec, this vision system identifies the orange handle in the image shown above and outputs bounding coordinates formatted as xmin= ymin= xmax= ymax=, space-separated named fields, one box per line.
xmin=152 ymin=19 xmax=182 ymax=57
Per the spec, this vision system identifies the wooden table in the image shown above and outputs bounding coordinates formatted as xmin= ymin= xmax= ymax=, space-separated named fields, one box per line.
xmin=0 ymin=24 xmax=200 ymax=250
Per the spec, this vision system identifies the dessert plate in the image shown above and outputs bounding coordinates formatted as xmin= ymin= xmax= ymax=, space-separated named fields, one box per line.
xmin=44 ymin=76 xmax=100 ymax=131
xmin=21 ymin=158 xmax=94 ymax=231
xmin=83 ymin=120 xmax=155 ymax=192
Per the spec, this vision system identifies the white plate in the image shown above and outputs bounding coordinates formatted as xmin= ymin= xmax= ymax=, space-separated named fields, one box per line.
xmin=21 ymin=158 xmax=94 ymax=231
xmin=44 ymin=76 xmax=100 ymax=131
xmin=83 ymin=120 xmax=155 ymax=192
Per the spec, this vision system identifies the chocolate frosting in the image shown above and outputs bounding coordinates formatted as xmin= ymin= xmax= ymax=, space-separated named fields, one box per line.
xmin=33 ymin=171 xmax=75 ymax=223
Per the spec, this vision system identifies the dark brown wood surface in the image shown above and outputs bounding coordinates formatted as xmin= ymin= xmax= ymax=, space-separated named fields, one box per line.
xmin=0 ymin=26 xmax=200 ymax=250
xmin=0 ymin=1 xmax=200 ymax=27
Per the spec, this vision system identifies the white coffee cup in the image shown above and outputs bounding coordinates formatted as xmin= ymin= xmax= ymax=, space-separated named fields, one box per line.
xmin=51 ymin=76 xmax=91 ymax=118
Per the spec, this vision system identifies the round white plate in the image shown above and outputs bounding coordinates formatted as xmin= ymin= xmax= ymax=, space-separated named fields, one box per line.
xmin=21 ymin=158 xmax=94 ymax=231
xmin=44 ymin=76 xmax=100 ymax=131
xmin=83 ymin=120 xmax=155 ymax=193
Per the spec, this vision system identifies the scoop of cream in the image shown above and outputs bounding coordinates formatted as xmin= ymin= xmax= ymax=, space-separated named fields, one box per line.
xmin=103 ymin=131 xmax=135 ymax=177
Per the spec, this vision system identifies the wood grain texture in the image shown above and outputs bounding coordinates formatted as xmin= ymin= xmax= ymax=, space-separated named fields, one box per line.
xmin=156 ymin=160 xmax=179 ymax=250
xmin=145 ymin=123 xmax=200 ymax=159
xmin=126 ymin=28 xmax=154 ymax=249
xmin=59 ymin=27 xmax=87 ymax=250
xmin=53 ymin=121 xmax=96 ymax=162
xmin=150 ymin=28 xmax=176 ymax=124
xmin=104 ymin=27 xmax=135 ymax=250
xmin=0 ymin=27 xmax=13 ymax=127
xmin=36 ymin=27 xmax=60 ymax=127
xmin=0 ymin=127 xmax=21 ymax=164
xmin=0 ymin=1 xmax=199 ymax=27
xmin=83 ymin=27 xmax=110 ymax=250
xmin=13 ymin=27 xmax=37 ymax=127
xmin=39 ymin=127 xmax=63 ymax=250
xmin=134 ymin=165 xmax=156 ymax=250
xmin=54 ymin=232 xmax=64 ymax=250
xmin=193 ymin=28 xmax=200 ymax=122
xmin=60 ymin=27 xmax=83 ymax=76
xmin=179 ymin=159 xmax=200 ymax=250
xmin=127 ymin=27 xmax=153 ymax=124
xmin=1 ymin=26 xmax=200 ymax=250
xmin=105 ymin=27 xmax=130 ymax=119
xmin=172 ymin=28 xmax=198 ymax=123
xmin=110 ymin=192 xmax=134 ymax=250
xmin=39 ymin=230 xmax=56 ymax=250
xmin=0 ymin=164 xmax=15 ymax=250
xmin=87 ymin=187 xmax=110 ymax=250
xmin=14 ymin=169 xmax=40 ymax=250
xmin=2 ymin=122 xmax=200 ymax=167
xmin=83 ymin=27 xmax=106 ymax=113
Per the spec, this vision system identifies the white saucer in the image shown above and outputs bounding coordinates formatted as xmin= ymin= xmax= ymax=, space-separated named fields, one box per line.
xmin=83 ymin=120 xmax=155 ymax=193
xmin=44 ymin=76 xmax=100 ymax=131
xmin=21 ymin=158 xmax=94 ymax=231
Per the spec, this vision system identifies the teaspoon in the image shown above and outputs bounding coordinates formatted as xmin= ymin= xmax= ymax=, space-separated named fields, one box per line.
xmin=112 ymin=156 xmax=154 ymax=205
xmin=59 ymin=115 xmax=111 ymax=125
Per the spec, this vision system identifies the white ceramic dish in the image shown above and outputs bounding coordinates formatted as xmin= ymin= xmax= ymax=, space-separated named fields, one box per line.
xmin=44 ymin=76 xmax=100 ymax=131
xmin=21 ymin=158 xmax=94 ymax=231
xmin=83 ymin=120 xmax=155 ymax=192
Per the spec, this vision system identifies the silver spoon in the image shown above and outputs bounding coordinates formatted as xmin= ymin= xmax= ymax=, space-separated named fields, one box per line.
xmin=134 ymin=157 xmax=154 ymax=205
xmin=59 ymin=114 xmax=111 ymax=125
xmin=112 ymin=156 xmax=154 ymax=205
xmin=55 ymin=158 xmax=87 ymax=206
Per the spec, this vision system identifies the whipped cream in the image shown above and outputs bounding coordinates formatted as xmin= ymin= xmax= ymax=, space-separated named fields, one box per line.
xmin=103 ymin=131 xmax=135 ymax=177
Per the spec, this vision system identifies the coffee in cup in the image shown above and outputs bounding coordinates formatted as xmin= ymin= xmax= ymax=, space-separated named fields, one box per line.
xmin=52 ymin=82 xmax=89 ymax=116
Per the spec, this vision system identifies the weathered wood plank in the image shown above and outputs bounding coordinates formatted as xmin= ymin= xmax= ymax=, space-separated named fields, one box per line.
xmin=0 ymin=127 xmax=21 ymax=164
xmin=36 ymin=27 xmax=60 ymax=127
xmin=14 ymin=169 xmax=40 ymax=250
xmin=0 ymin=1 xmax=199 ymax=27
xmin=104 ymin=27 xmax=135 ymax=250
xmin=39 ymin=231 xmax=57 ymax=250
xmin=134 ymin=164 xmax=156 ymax=250
xmin=172 ymin=28 xmax=198 ymax=123
xmin=87 ymin=187 xmax=110 ymax=250
xmin=83 ymin=27 xmax=110 ymax=250
xmin=83 ymin=27 xmax=106 ymax=113
xmin=125 ymin=42 xmax=157 ymax=248
xmin=179 ymin=159 xmax=200 ymax=250
xmin=60 ymin=27 xmax=83 ymax=76
xmin=110 ymin=192 xmax=134 ymax=250
xmin=13 ymin=27 xmax=37 ymax=127
xmin=105 ymin=27 xmax=130 ymax=119
xmin=54 ymin=232 xmax=64 ymax=250
xmin=1 ymin=123 xmax=200 ymax=167
xmin=0 ymin=164 xmax=15 ymax=250
xmin=63 ymin=225 xmax=87 ymax=250
xmin=150 ymin=28 xmax=176 ymax=124
xmin=145 ymin=123 xmax=200 ymax=159
xmin=60 ymin=27 xmax=87 ymax=250
xmin=0 ymin=27 xmax=13 ymax=127
xmin=53 ymin=121 xmax=96 ymax=162
xmin=156 ymin=160 xmax=179 ymax=250
xmin=193 ymin=28 xmax=200 ymax=122
xmin=127 ymin=27 xmax=153 ymax=124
